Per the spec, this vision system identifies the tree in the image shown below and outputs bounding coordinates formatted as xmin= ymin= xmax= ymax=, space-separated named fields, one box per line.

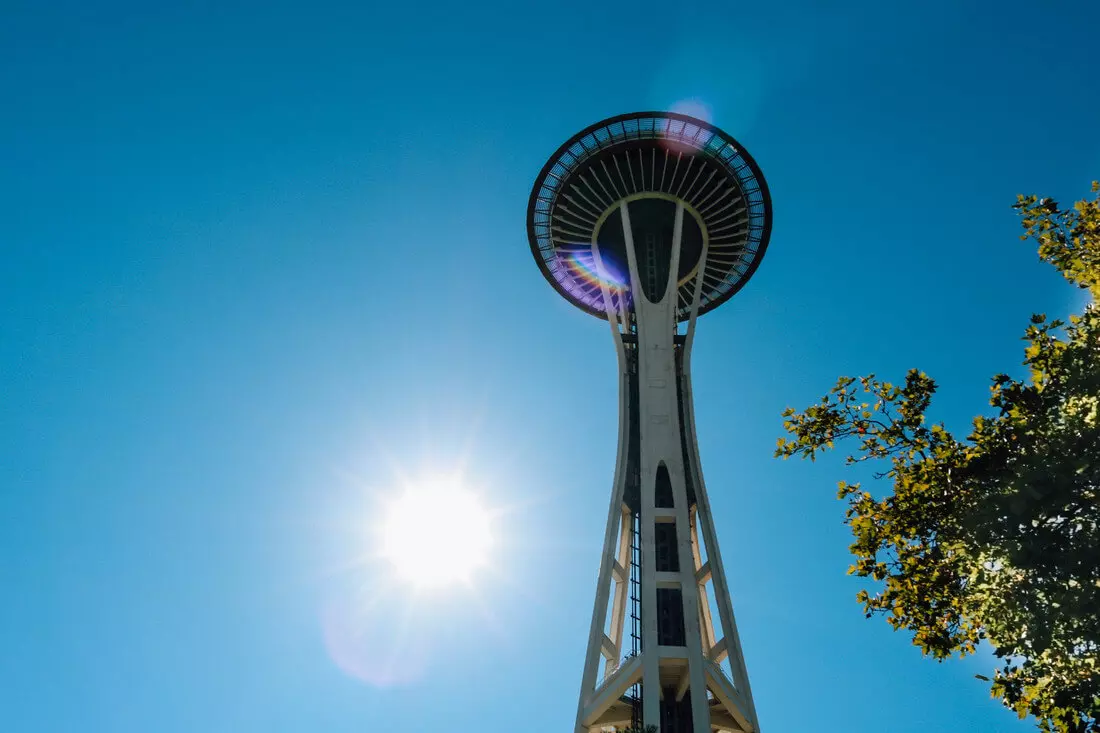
xmin=776 ymin=183 xmax=1100 ymax=732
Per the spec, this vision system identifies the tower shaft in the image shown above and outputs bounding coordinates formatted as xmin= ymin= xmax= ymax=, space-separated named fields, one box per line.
xmin=574 ymin=200 xmax=758 ymax=733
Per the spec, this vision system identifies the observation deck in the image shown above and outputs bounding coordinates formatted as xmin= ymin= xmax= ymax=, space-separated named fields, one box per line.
xmin=526 ymin=111 xmax=772 ymax=321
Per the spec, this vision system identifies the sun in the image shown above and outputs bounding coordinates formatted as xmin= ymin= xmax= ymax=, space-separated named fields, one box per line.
xmin=379 ymin=478 xmax=493 ymax=590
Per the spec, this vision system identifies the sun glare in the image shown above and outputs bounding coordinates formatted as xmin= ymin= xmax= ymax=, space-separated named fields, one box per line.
xmin=379 ymin=479 xmax=493 ymax=590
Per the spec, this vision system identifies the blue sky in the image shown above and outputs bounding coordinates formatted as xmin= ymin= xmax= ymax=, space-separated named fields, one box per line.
xmin=2 ymin=1 xmax=1098 ymax=731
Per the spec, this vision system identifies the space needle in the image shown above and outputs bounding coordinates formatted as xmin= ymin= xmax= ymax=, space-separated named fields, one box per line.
xmin=526 ymin=112 xmax=772 ymax=733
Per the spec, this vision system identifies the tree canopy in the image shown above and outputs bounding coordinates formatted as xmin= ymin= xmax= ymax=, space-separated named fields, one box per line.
xmin=776 ymin=183 xmax=1100 ymax=732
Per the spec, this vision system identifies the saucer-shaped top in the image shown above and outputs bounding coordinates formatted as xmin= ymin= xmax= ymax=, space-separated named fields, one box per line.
xmin=527 ymin=111 xmax=771 ymax=321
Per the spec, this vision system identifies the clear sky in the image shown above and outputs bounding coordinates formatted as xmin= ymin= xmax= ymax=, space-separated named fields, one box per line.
xmin=2 ymin=1 xmax=1098 ymax=731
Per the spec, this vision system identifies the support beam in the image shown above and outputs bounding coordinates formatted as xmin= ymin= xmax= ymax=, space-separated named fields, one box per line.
xmin=587 ymin=702 xmax=634 ymax=728
xmin=683 ymin=361 xmax=762 ymax=732
xmin=675 ymin=666 xmax=692 ymax=702
xmin=709 ymin=708 xmax=748 ymax=732
xmin=655 ymin=571 xmax=681 ymax=588
xmin=709 ymin=636 xmax=729 ymax=664
xmin=691 ymin=513 xmax=718 ymax=652
xmin=706 ymin=663 xmax=754 ymax=733
xmin=607 ymin=508 xmax=632 ymax=671
xmin=572 ymin=324 xmax=633 ymax=733
xmin=601 ymin=634 xmax=616 ymax=662
xmin=581 ymin=656 xmax=643 ymax=728
xmin=619 ymin=200 xmax=664 ymax=732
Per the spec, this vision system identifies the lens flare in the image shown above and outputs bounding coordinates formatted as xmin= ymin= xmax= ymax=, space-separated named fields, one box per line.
xmin=562 ymin=250 xmax=627 ymax=291
xmin=321 ymin=593 xmax=431 ymax=687
xmin=670 ymin=98 xmax=713 ymax=124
